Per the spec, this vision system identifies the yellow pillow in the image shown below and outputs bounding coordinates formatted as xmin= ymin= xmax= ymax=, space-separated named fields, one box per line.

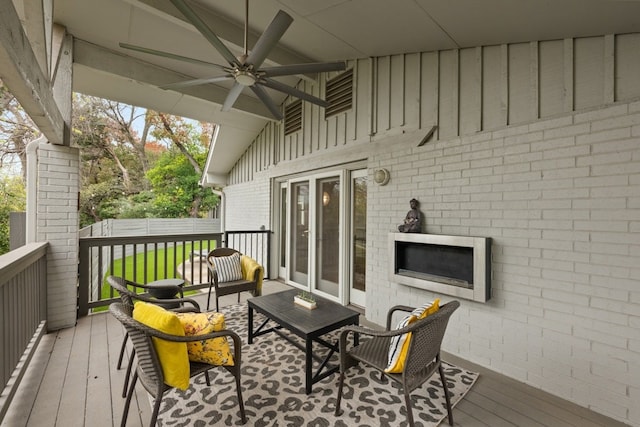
xmin=384 ymin=299 xmax=440 ymax=374
xmin=240 ymin=255 xmax=264 ymax=296
xmin=132 ymin=302 xmax=190 ymax=390
xmin=176 ymin=312 xmax=235 ymax=366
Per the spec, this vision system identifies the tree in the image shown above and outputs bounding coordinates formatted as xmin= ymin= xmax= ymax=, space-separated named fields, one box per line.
xmin=72 ymin=97 xmax=217 ymax=225
xmin=146 ymin=138 xmax=217 ymax=218
xmin=73 ymin=95 xmax=151 ymax=194
xmin=1 ymin=84 xmax=218 ymax=228
xmin=0 ymin=79 xmax=40 ymax=181
xmin=0 ymin=173 xmax=26 ymax=254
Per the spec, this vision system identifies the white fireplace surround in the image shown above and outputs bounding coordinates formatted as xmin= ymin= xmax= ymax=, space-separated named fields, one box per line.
xmin=389 ymin=233 xmax=491 ymax=302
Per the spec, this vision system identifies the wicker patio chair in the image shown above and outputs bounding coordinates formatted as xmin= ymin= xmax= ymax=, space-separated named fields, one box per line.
xmin=335 ymin=300 xmax=460 ymax=427
xmin=109 ymin=302 xmax=247 ymax=426
xmin=206 ymin=248 xmax=263 ymax=311
xmin=107 ymin=275 xmax=202 ymax=397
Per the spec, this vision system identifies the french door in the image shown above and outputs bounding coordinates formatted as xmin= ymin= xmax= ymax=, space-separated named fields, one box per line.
xmin=349 ymin=170 xmax=367 ymax=307
xmin=280 ymin=169 xmax=366 ymax=306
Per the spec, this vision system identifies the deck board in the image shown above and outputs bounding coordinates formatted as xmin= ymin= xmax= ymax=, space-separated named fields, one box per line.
xmin=2 ymin=281 xmax=629 ymax=427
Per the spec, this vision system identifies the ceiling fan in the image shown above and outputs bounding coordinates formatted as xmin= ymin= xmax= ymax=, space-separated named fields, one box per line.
xmin=120 ymin=0 xmax=346 ymax=120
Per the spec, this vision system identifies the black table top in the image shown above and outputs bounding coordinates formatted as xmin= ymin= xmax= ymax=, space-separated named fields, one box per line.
xmin=147 ymin=278 xmax=184 ymax=299
xmin=248 ymin=289 xmax=359 ymax=337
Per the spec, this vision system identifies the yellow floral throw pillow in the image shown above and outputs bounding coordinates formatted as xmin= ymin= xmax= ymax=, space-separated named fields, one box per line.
xmin=176 ymin=312 xmax=235 ymax=366
xmin=132 ymin=302 xmax=190 ymax=390
xmin=384 ymin=299 xmax=440 ymax=374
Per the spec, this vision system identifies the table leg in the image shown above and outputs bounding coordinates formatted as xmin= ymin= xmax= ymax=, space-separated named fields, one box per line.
xmin=248 ymin=306 xmax=254 ymax=344
xmin=354 ymin=320 xmax=360 ymax=346
xmin=305 ymin=338 xmax=313 ymax=394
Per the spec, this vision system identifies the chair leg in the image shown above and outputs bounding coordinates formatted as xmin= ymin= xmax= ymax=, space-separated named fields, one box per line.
xmin=237 ymin=292 xmax=240 ymax=303
xmin=216 ymin=295 xmax=220 ymax=312
xmin=122 ymin=347 xmax=136 ymax=398
xmin=438 ymin=364 xmax=454 ymax=426
xmin=117 ymin=333 xmax=129 ymax=369
xmin=334 ymin=372 xmax=345 ymax=416
xmin=121 ymin=371 xmax=138 ymax=427
xmin=206 ymin=283 xmax=213 ymax=311
xmin=234 ymin=368 xmax=247 ymax=424
xmin=403 ymin=389 xmax=415 ymax=427
xmin=149 ymin=392 xmax=163 ymax=427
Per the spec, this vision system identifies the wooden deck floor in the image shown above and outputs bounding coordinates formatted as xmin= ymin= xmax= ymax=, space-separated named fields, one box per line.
xmin=2 ymin=281 xmax=628 ymax=427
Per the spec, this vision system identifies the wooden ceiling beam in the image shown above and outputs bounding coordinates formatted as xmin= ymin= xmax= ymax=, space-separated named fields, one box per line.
xmin=0 ymin=0 xmax=67 ymax=145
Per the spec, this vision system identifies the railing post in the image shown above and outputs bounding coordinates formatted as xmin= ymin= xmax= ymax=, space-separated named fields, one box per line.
xmin=78 ymin=239 xmax=89 ymax=317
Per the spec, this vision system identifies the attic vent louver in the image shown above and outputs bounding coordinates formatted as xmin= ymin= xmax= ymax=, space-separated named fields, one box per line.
xmin=284 ymin=100 xmax=302 ymax=135
xmin=325 ymin=69 xmax=353 ymax=118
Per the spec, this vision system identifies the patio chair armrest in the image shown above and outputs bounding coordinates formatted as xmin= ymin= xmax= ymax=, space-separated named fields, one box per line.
xmin=386 ymin=305 xmax=415 ymax=330
xmin=166 ymin=298 xmax=201 ymax=312
xmin=339 ymin=317 xmax=431 ymax=352
xmin=338 ymin=324 xmax=384 ymax=352
xmin=132 ymin=292 xmax=202 ymax=312
xmin=339 ymin=324 xmax=409 ymax=341
xmin=150 ymin=328 xmax=240 ymax=343
xmin=149 ymin=328 xmax=243 ymax=364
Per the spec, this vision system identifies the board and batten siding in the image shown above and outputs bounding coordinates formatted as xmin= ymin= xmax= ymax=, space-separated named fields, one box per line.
xmin=227 ymin=33 xmax=640 ymax=185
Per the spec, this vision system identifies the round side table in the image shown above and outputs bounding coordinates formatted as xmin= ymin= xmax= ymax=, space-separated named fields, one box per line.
xmin=148 ymin=278 xmax=185 ymax=308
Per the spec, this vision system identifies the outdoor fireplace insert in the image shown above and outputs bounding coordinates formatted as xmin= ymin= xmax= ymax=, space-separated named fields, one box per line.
xmin=389 ymin=233 xmax=491 ymax=302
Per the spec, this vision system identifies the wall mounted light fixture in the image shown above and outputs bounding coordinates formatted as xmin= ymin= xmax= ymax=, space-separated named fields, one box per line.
xmin=373 ymin=168 xmax=390 ymax=186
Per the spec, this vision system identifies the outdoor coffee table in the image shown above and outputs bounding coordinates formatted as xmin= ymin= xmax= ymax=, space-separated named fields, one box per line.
xmin=247 ymin=288 xmax=359 ymax=394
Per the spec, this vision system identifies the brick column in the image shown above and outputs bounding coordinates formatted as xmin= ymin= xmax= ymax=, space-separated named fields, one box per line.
xmin=36 ymin=142 xmax=79 ymax=330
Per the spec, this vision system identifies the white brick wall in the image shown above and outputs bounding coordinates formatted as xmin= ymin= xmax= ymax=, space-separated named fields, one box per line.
xmin=367 ymin=100 xmax=640 ymax=424
xmin=37 ymin=143 xmax=79 ymax=330
xmin=223 ymin=174 xmax=270 ymax=230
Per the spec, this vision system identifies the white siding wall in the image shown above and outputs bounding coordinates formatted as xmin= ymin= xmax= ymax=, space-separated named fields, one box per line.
xmin=36 ymin=143 xmax=79 ymax=330
xmin=222 ymin=33 xmax=640 ymax=425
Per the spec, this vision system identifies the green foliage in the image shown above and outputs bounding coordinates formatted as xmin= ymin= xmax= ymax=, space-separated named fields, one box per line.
xmin=2 ymin=89 xmax=219 ymax=229
xmin=146 ymin=147 xmax=218 ymax=218
xmin=0 ymin=174 xmax=26 ymax=254
xmin=71 ymin=96 xmax=218 ymax=226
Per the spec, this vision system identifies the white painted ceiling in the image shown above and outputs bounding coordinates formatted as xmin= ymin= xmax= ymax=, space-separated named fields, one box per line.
xmin=53 ymin=0 xmax=640 ymax=181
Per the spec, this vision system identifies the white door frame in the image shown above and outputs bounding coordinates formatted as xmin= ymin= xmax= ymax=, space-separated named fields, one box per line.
xmin=274 ymin=165 xmax=365 ymax=307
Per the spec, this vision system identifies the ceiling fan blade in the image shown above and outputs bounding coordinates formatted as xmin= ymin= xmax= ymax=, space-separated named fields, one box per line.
xmin=260 ymin=61 xmax=347 ymax=78
xmin=222 ymin=82 xmax=246 ymax=112
xmin=245 ymin=10 xmax=293 ymax=68
xmin=169 ymin=0 xmax=240 ymax=66
xmin=251 ymin=85 xmax=283 ymax=120
xmin=261 ymin=78 xmax=329 ymax=108
xmin=161 ymin=75 xmax=234 ymax=90
xmin=119 ymin=43 xmax=229 ymax=71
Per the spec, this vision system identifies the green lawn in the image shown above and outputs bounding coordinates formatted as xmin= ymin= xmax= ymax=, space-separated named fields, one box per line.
xmin=96 ymin=241 xmax=215 ymax=310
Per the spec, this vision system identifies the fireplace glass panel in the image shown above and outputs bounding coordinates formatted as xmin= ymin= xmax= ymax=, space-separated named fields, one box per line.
xmin=395 ymin=242 xmax=474 ymax=288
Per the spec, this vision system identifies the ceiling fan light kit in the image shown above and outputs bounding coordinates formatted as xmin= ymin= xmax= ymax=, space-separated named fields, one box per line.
xmin=234 ymin=70 xmax=256 ymax=87
xmin=120 ymin=0 xmax=346 ymax=120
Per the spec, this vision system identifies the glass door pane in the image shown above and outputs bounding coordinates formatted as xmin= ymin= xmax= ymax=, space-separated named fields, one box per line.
xmin=315 ymin=177 xmax=340 ymax=297
xmin=350 ymin=170 xmax=367 ymax=306
xmin=290 ymin=181 xmax=309 ymax=285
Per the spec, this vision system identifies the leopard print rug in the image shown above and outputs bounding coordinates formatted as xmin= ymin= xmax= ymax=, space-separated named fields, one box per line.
xmin=156 ymin=303 xmax=478 ymax=426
